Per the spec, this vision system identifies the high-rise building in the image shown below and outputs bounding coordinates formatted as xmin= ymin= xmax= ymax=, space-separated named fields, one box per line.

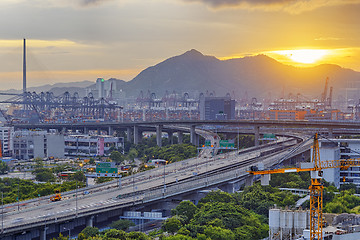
xmin=0 ymin=127 xmax=14 ymax=157
xmin=200 ymin=96 xmax=235 ymax=120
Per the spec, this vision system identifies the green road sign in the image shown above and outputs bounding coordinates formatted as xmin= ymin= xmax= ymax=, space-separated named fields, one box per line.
xmin=219 ymin=140 xmax=235 ymax=148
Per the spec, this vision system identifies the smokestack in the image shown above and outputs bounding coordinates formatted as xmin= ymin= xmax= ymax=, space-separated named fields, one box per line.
xmin=23 ymin=38 xmax=26 ymax=94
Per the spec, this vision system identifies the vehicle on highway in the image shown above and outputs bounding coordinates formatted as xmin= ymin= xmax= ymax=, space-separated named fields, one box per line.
xmin=50 ymin=189 xmax=62 ymax=202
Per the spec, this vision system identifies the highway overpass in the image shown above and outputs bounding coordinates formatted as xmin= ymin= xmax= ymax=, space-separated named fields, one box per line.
xmin=12 ymin=119 xmax=360 ymax=147
xmin=0 ymin=135 xmax=310 ymax=240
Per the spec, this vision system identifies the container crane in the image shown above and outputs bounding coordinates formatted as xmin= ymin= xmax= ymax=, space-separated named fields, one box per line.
xmin=248 ymin=133 xmax=360 ymax=240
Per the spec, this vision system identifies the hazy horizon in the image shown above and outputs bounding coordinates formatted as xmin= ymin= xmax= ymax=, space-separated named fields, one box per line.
xmin=0 ymin=0 xmax=359 ymax=89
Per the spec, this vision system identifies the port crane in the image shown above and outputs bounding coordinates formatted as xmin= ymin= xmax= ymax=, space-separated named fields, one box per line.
xmin=248 ymin=133 xmax=360 ymax=240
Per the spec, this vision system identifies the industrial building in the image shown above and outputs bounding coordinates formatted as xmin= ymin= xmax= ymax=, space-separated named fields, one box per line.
xmin=200 ymin=96 xmax=236 ymax=120
xmin=13 ymin=130 xmax=64 ymax=160
xmin=319 ymin=139 xmax=360 ymax=188
xmin=64 ymin=135 xmax=124 ymax=157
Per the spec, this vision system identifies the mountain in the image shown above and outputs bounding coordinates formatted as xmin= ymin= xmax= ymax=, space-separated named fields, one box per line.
xmin=3 ymin=50 xmax=359 ymax=100
xmin=120 ymin=49 xmax=360 ymax=99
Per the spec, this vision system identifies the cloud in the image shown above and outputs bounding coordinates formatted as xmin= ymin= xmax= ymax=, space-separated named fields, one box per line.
xmin=78 ymin=0 xmax=113 ymax=7
xmin=182 ymin=0 xmax=360 ymax=13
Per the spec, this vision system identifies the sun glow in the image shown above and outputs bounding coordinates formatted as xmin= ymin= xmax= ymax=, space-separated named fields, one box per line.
xmin=271 ymin=49 xmax=329 ymax=64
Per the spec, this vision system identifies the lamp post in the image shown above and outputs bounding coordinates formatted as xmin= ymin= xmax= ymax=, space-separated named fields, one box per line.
xmin=75 ymin=181 xmax=78 ymax=217
xmin=1 ymin=192 xmax=3 ymax=233
xmin=63 ymin=227 xmax=70 ymax=239
xmin=163 ymin=162 xmax=166 ymax=193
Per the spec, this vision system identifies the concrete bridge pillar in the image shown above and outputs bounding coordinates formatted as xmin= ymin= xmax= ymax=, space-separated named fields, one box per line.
xmin=254 ymin=126 xmax=260 ymax=146
xmin=245 ymin=176 xmax=254 ymax=187
xmin=127 ymin=127 xmax=132 ymax=142
xmin=84 ymin=127 xmax=89 ymax=134
xmin=178 ymin=132 xmax=183 ymax=144
xmin=86 ymin=216 xmax=95 ymax=227
xmin=40 ymin=227 xmax=48 ymax=240
xmin=328 ymin=128 xmax=334 ymax=138
xmin=168 ymin=131 xmax=173 ymax=145
xmin=156 ymin=125 xmax=163 ymax=147
xmin=190 ymin=125 xmax=196 ymax=145
xmin=97 ymin=128 xmax=101 ymax=135
xmin=108 ymin=126 xmax=114 ymax=136
xmin=134 ymin=126 xmax=139 ymax=145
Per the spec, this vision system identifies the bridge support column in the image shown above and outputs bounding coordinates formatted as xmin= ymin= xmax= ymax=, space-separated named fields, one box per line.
xmin=254 ymin=126 xmax=260 ymax=147
xmin=328 ymin=128 xmax=334 ymax=138
xmin=108 ymin=126 xmax=114 ymax=136
xmin=40 ymin=227 xmax=48 ymax=240
xmin=156 ymin=125 xmax=163 ymax=147
xmin=245 ymin=176 xmax=253 ymax=187
xmin=134 ymin=126 xmax=139 ymax=145
xmin=168 ymin=131 xmax=173 ymax=145
xmin=190 ymin=125 xmax=196 ymax=145
xmin=84 ymin=127 xmax=89 ymax=134
xmin=86 ymin=216 xmax=95 ymax=227
xmin=127 ymin=127 xmax=132 ymax=142
xmin=97 ymin=128 xmax=101 ymax=135
xmin=178 ymin=132 xmax=183 ymax=144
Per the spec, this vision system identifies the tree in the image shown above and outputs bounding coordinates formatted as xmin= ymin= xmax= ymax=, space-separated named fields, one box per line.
xmin=109 ymin=219 xmax=135 ymax=231
xmin=69 ymin=171 xmax=86 ymax=182
xmin=171 ymin=200 xmax=197 ymax=223
xmin=109 ymin=151 xmax=124 ymax=164
xmin=80 ymin=226 xmax=99 ymax=238
xmin=33 ymin=168 xmax=56 ymax=182
xmin=204 ymin=226 xmax=235 ymax=240
xmin=127 ymin=232 xmax=150 ymax=240
xmin=104 ymin=229 xmax=127 ymax=240
xmin=127 ymin=148 xmax=138 ymax=162
xmin=0 ymin=161 xmax=9 ymax=174
xmin=162 ymin=216 xmax=182 ymax=234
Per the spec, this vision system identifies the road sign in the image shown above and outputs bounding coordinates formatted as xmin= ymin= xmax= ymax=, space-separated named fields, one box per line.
xmin=219 ymin=140 xmax=235 ymax=148
xmin=96 ymin=162 xmax=117 ymax=177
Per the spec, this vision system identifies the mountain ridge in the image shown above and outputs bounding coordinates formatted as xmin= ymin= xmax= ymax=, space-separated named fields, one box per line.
xmin=2 ymin=50 xmax=359 ymax=100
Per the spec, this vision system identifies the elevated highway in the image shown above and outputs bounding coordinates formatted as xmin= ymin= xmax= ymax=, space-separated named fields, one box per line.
xmin=1 ymin=135 xmax=311 ymax=240
xmin=12 ymin=119 xmax=360 ymax=147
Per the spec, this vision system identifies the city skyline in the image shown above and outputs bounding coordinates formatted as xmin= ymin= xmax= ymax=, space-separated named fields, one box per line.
xmin=0 ymin=0 xmax=359 ymax=90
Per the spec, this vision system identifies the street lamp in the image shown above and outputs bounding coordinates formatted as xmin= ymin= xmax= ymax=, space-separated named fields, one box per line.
xmin=63 ymin=227 xmax=70 ymax=239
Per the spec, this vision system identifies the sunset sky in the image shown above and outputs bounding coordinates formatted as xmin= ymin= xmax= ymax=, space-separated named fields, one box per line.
xmin=0 ymin=0 xmax=359 ymax=90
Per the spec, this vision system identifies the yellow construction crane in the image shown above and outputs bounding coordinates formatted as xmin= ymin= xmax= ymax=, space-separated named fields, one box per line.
xmin=248 ymin=133 xmax=360 ymax=240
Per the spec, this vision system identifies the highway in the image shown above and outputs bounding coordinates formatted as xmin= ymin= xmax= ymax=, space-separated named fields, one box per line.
xmin=0 ymin=134 xmax=310 ymax=235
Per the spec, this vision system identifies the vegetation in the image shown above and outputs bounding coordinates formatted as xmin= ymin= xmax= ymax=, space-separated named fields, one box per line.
xmin=0 ymin=178 xmax=85 ymax=204
xmin=0 ymin=161 xmax=9 ymax=174
xmin=109 ymin=219 xmax=135 ymax=231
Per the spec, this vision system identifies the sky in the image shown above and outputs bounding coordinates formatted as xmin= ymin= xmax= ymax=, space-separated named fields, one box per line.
xmin=0 ymin=0 xmax=359 ymax=90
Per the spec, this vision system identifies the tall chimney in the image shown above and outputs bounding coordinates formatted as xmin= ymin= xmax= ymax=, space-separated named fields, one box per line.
xmin=23 ymin=38 xmax=26 ymax=94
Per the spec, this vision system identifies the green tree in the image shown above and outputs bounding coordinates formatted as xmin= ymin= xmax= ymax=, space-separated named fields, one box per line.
xmin=109 ymin=151 xmax=124 ymax=164
xmin=104 ymin=229 xmax=127 ymax=240
xmin=171 ymin=200 xmax=197 ymax=224
xmin=80 ymin=226 xmax=99 ymax=238
xmin=109 ymin=219 xmax=135 ymax=231
xmin=127 ymin=232 xmax=150 ymax=240
xmin=162 ymin=216 xmax=182 ymax=234
xmin=0 ymin=161 xmax=9 ymax=174
xmin=33 ymin=168 xmax=56 ymax=182
xmin=204 ymin=226 xmax=235 ymax=240
xmin=127 ymin=148 xmax=138 ymax=162
xmin=69 ymin=171 xmax=86 ymax=182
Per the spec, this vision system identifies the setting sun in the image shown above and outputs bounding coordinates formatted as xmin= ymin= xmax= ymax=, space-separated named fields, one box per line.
xmin=271 ymin=49 xmax=329 ymax=64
